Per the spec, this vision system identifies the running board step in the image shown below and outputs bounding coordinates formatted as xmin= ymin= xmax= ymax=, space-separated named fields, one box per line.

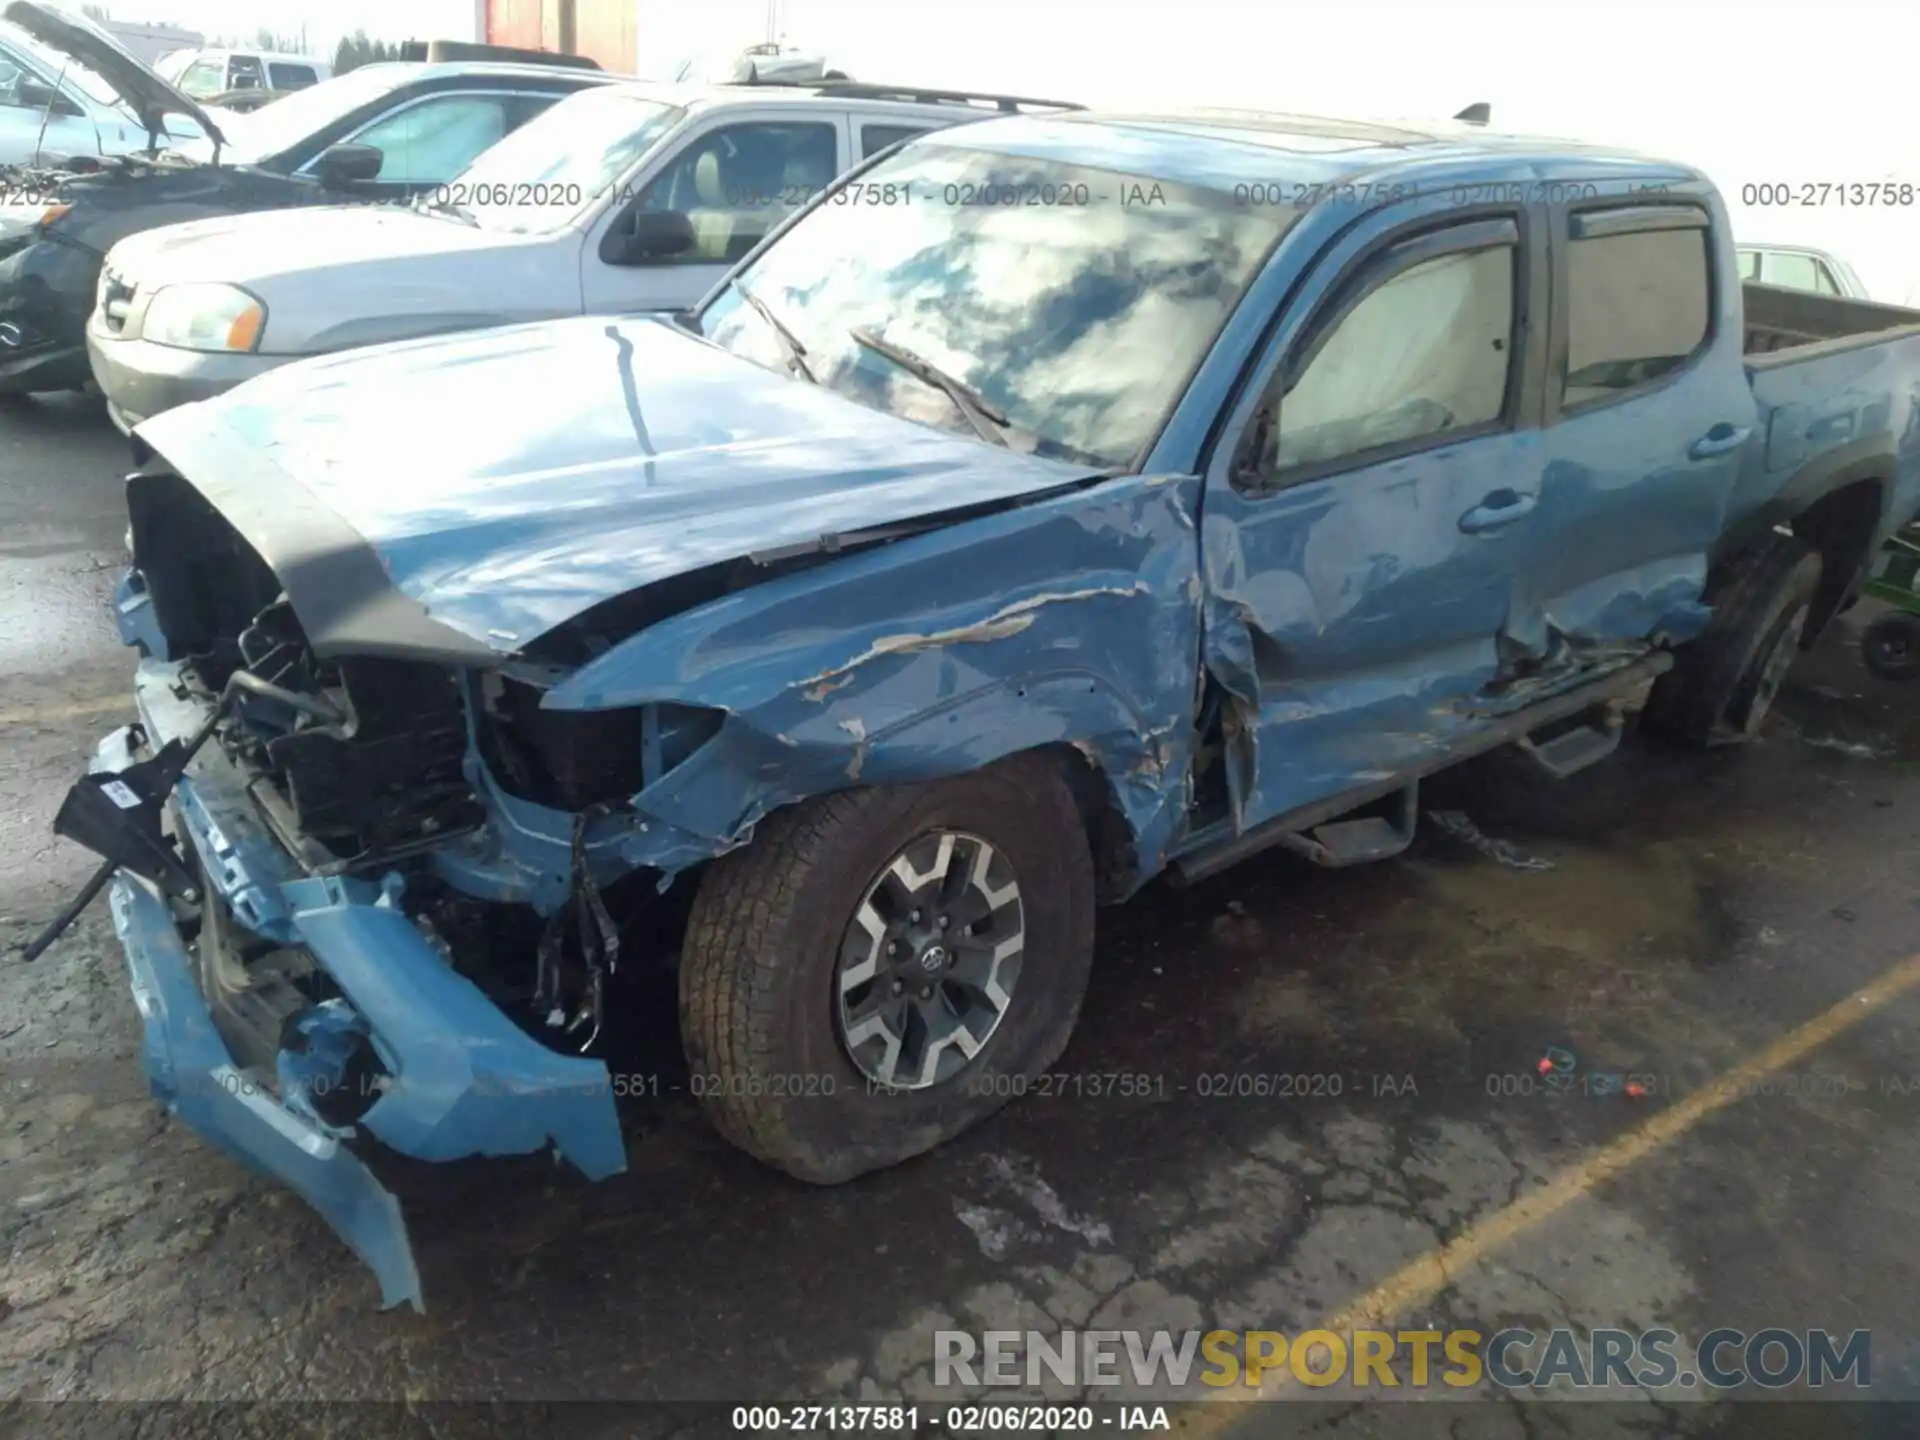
xmin=1301 ymin=814 xmax=1410 ymax=865
xmin=1515 ymin=707 xmax=1624 ymax=779
xmin=1165 ymin=651 xmax=1673 ymax=889
xmin=1268 ymin=781 xmax=1421 ymax=870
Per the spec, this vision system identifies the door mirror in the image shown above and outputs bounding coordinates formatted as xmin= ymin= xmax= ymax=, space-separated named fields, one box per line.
xmin=600 ymin=209 xmax=696 ymax=266
xmin=17 ymin=81 xmax=83 ymax=119
xmin=314 ymin=143 xmax=384 ymax=189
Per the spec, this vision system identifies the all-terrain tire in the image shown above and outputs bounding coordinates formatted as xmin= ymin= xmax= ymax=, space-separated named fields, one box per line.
xmin=1861 ymin=611 xmax=1920 ymax=681
xmin=678 ymin=752 xmax=1097 ymax=1184
xmin=1640 ymin=533 xmax=1822 ymax=749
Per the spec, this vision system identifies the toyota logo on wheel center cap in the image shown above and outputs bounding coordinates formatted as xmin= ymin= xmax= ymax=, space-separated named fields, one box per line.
xmin=918 ymin=945 xmax=947 ymax=973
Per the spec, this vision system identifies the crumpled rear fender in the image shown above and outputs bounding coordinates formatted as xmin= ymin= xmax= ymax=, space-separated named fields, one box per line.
xmin=543 ymin=473 xmax=1207 ymax=889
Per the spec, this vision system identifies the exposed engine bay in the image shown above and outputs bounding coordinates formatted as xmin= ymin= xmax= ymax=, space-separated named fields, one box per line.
xmin=116 ymin=470 xmax=697 ymax=1059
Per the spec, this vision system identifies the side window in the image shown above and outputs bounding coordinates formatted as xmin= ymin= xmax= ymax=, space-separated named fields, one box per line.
xmin=1238 ymin=241 xmax=1515 ymax=484
xmin=1737 ymin=249 xmax=1761 ymax=282
xmin=1813 ymin=261 xmax=1842 ymax=296
xmin=630 ymin=120 xmax=839 ymax=265
xmin=269 ymin=63 xmax=318 ymax=90
xmin=348 ymin=94 xmax=512 ymax=185
xmin=861 ymin=122 xmax=931 ymax=159
xmin=178 ymin=59 xmax=226 ymax=98
xmin=228 ymin=56 xmax=266 ymax=91
xmin=1764 ymin=250 xmax=1821 ymax=293
xmin=1563 ymin=221 xmax=1710 ymax=408
xmin=503 ymin=93 xmax=564 ymax=128
xmin=0 ymin=47 xmax=43 ymax=109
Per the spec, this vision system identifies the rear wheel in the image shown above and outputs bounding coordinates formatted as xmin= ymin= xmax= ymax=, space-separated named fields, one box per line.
xmin=1861 ymin=611 xmax=1920 ymax=681
xmin=1640 ymin=534 xmax=1822 ymax=748
xmin=678 ymin=753 xmax=1096 ymax=1183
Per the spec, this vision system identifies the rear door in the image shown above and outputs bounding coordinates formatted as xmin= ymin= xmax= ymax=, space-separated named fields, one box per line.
xmin=1200 ymin=192 xmax=1550 ymax=828
xmin=855 ymin=116 xmax=939 ymax=160
xmin=580 ymin=109 xmax=849 ymax=313
xmin=1531 ymin=192 xmax=1757 ymax=659
xmin=268 ymin=61 xmax=319 ymax=92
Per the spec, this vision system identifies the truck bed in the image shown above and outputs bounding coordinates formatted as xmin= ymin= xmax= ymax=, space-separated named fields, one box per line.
xmin=1732 ymin=285 xmax=1920 ymax=560
xmin=1743 ymin=282 xmax=1920 ymax=361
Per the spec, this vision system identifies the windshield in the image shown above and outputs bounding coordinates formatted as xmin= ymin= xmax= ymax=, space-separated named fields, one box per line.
xmin=199 ymin=63 xmax=415 ymax=164
xmin=697 ymin=143 xmax=1298 ymax=469
xmin=0 ymin=16 xmax=131 ymax=111
xmin=446 ymin=88 xmax=683 ymax=234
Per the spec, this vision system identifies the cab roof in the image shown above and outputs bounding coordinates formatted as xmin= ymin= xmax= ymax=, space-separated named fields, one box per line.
xmin=925 ymin=108 xmax=1706 ymax=195
xmin=351 ymin=59 xmax=617 ymax=86
xmin=168 ymin=46 xmax=325 ymax=64
xmin=588 ymin=76 xmax=1083 ymax=120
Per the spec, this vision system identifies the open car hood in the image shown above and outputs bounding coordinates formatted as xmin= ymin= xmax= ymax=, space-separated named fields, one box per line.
xmin=2 ymin=0 xmax=224 ymax=149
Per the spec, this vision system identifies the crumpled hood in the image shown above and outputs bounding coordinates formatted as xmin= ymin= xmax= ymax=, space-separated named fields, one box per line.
xmin=132 ymin=314 xmax=1096 ymax=656
xmin=108 ymin=204 xmax=519 ymax=287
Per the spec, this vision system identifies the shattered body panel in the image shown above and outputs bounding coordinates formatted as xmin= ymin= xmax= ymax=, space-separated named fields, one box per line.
xmin=534 ymin=471 xmax=1206 ymax=887
xmin=101 ymin=670 xmax=627 ymax=1311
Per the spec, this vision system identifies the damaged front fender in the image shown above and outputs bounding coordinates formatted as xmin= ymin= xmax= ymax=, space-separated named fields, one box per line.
xmin=541 ymin=472 xmax=1207 ymax=891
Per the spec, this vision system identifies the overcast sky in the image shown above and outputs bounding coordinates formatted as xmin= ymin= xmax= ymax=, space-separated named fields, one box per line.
xmin=83 ymin=0 xmax=1920 ymax=299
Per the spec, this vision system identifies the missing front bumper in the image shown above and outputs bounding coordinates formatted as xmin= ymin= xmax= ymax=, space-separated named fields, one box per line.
xmin=57 ymin=665 xmax=630 ymax=1309
xmin=107 ymin=869 xmax=425 ymax=1308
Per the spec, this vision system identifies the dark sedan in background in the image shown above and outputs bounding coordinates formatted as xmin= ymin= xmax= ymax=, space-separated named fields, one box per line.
xmin=0 ymin=2 xmax=605 ymax=396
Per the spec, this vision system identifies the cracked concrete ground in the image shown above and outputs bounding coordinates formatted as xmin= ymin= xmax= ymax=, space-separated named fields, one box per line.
xmin=3 ymin=393 xmax=1919 ymax=1439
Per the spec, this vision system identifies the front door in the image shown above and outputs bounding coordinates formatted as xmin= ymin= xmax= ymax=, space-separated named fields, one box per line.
xmin=580 ymin=112 xmax=848 ymax=314
xmin=1200 ymin=196 xmax=1548 ymax=830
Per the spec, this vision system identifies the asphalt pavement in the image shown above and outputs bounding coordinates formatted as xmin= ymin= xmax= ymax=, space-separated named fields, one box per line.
xmin=2 ymin=390 xmax=1918 ymax=1439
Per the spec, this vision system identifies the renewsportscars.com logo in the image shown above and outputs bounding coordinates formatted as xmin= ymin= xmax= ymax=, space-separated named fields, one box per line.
xmin=933 ymin=1327 xmax=1872 ymax=1392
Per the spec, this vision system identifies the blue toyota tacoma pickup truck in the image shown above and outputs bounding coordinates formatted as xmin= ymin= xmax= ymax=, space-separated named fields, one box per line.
xmin=33 ymin=108 xmax=1920 ymax=1308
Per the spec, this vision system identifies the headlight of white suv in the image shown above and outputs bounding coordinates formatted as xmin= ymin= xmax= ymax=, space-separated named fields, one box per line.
xmin=140 ymin=283 xmax=266 ymax=353
xmin=0 ymin=202 xmax=67 ymax=237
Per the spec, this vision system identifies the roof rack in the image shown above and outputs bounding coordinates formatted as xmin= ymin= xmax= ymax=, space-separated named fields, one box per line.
xmin=755 ymin=79 xmax=1083 ymax=113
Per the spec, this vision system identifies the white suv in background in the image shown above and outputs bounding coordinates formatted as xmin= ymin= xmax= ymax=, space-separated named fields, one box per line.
xmin=1736 ymin=243 xmax=1871 ymax=299
xmin=85 ymin=80 xmax=1082 ymax=430
xmin=155 ymin=47 xmax=331 ymax=98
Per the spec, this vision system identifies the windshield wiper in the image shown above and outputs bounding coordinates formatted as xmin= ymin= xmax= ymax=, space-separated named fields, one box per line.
xmin=849 ymin=325 xmax=1008 ymax=447
xmin=733 ymin=279 xmax=815 ymax=383
xmin=410 ymin=193 xmax=476 ymax=225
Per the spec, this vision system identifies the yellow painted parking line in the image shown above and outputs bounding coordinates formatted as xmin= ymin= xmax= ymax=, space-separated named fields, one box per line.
xmin=0 ymin=695 xmax=130 ymax=728
xmin=1179 ymin=947 xmax=1920 ymax=1429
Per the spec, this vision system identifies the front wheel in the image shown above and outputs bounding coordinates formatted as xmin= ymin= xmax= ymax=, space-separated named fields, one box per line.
xmin=1861 ymin=611 xmax=1920 ymax=681
xmin=678 ymin=753 xmax=1096 ymax=1184
xmin=1640 ymin=534 xmax=1823 ymax=748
